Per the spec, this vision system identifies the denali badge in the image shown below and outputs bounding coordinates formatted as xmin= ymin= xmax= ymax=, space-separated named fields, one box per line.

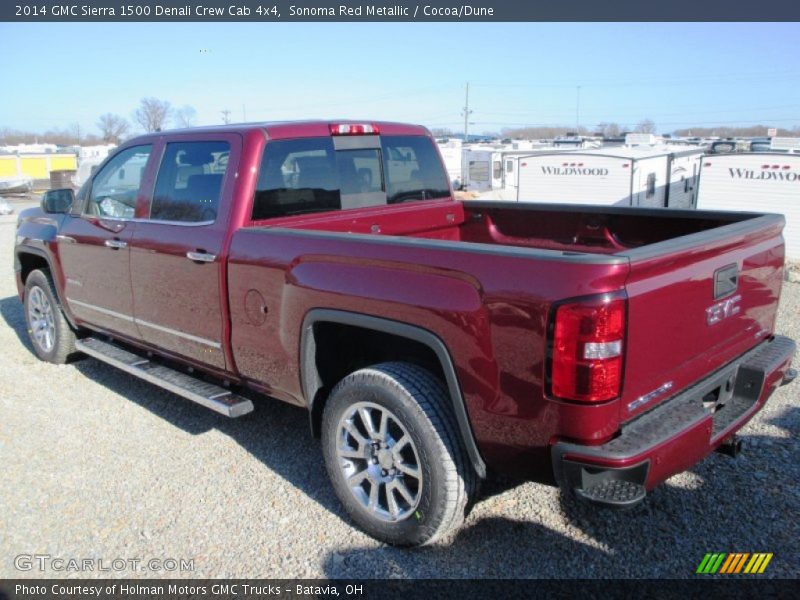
xmin=628 ymin=381 xmax=674 ymax=412
xmin=706 ymin=294 xmax=741 ymax=325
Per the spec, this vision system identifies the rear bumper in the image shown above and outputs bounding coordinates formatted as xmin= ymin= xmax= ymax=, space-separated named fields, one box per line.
xmin=551 ymin=334 xmax=796 ymax=508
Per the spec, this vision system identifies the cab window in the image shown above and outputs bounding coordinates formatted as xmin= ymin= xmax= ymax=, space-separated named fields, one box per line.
xmin=252 ymin=135 xmax=450 ymax=220
xmin=87 ymin=145 xmax=152 ymax=218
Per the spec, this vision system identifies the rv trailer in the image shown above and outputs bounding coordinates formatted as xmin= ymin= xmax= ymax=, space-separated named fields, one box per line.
xmin=696 ymin=152 xmax=800 ymax=260
xmin=515 ymin=146 xmax=703 ymax=208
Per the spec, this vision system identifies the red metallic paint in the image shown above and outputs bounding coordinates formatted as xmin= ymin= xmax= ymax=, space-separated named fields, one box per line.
xmin=13 ymin=120 xmax=795 ymax=485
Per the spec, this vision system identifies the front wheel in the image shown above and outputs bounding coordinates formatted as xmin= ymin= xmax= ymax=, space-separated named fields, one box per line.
xmin=321 ymin=362 xmax=476 ymax=546
xmin=24 ymin=268 xmax=77 ymax=364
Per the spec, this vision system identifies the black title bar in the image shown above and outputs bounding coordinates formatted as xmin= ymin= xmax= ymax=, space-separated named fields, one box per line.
xmin=3 ymin=1 xmax=800 ymax=22
xmin=2 ymin=579 xmax=800 ymax=600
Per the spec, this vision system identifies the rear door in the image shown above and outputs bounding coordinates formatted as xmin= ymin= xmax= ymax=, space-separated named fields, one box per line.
xmin=666 ymin=152 xmax=701 ymax=209
xmin=129 ymin=133 xmax=240 ymax=370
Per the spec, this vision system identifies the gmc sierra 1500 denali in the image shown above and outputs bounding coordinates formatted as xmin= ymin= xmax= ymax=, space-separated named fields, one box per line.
xmin=14 ymin=121 xmax=797 ymax=546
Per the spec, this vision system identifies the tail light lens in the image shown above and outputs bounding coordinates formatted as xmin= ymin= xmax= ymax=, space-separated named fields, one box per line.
xmin=550 ymin=294 xmax=626 ymax=402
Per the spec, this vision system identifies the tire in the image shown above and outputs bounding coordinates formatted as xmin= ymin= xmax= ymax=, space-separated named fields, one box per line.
xmin=321 ymin=362 xmax=477 ymax=546
xmin=23 ymin=268 xmax=77 ymax=364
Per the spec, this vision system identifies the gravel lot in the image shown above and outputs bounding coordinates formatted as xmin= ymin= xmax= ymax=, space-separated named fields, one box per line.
xmin=0 ymin=205 xmax=798 ymax=579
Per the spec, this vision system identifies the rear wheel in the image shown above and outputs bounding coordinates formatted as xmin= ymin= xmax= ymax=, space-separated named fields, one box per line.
xmin=321 ymin=362 xmax=476 ymax=546
xmin=24 ymin=268 xmax=77 ymax=364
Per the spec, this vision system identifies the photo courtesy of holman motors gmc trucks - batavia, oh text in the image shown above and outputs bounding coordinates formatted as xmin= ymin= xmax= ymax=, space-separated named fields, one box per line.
xmin=14 ymin=120 xmax=797 ymax=546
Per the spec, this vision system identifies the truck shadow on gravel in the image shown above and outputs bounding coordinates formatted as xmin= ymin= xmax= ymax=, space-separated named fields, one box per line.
xmin=321 ymin=437 xmax=798 ymax=578
xmin=320 ymin=420 xmax=799 ymax=578
xmin=69 ymin=356 xmax=344 ymax=515
xmin=0 ymin=295 xmax=34 ymax=353
xmin=2 ymin=295 xmax=797 ymax=577
xmin=0 ymin=294 xmax=342 ymax=517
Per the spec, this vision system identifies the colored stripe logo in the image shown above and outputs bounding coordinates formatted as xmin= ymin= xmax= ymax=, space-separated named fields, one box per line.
xmin=696 ymin=553 xmax=773 ymax=574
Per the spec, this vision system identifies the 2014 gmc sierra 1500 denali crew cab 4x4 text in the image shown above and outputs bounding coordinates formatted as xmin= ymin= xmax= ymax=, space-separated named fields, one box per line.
xmin=14 ymin=121 xmax=797 ymax=546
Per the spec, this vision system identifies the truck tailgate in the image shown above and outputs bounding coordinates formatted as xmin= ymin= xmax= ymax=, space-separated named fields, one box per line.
xmin=620 ymin=214 xmax=785 ymax=421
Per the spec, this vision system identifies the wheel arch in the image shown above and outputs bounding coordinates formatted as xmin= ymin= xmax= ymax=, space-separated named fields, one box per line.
xmin=301 ymin=308 xmax=486 ymax=478
xmin=17 ymin=247 xmax=51 ymax=285
xmin=16 ymin=247 xmax=77 ymax=329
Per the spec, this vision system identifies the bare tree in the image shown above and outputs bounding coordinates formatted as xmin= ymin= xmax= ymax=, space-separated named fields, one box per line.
xmin=430 ymin=127 xmax=454 ymax=137
xmin=133 ymin=97 xmax=172 ymax=132
xmin=174 ymin=105 xmax=197 ymax=128
xmin=97 ymin=113 xmax=129 ymax=143
xmin=500 ymin=125 xmax=590 ymax=140
xmin=634 ymin=119 xmax=657 ymax=134
xmin=67 ymin=122 xmax=82 ymax=143
xmin=596 ymin=122 xmax=622 ymax=137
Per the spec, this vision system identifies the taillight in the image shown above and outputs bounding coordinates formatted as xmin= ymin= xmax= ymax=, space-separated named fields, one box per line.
xmin=329 ymin=123 xmax=380 ymax=135
xmin=550 ymin=294 xmax=626 ymax=402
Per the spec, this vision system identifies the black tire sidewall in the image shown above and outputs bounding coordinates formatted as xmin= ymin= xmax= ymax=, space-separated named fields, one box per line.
xmin=24 ymin=270 xmax=68 ymax=363
xmin=322 ymin=370 xmax=453 ymax=546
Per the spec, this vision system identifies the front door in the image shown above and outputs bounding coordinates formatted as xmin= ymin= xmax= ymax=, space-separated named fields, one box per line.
xmin=130 ymin=135 xmax=239 ymax=371
xmin=57 ymin=144 xmax=154 ymax=339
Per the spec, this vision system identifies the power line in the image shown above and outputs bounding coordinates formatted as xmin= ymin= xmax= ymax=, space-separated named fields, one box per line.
xmin=471 ymin=69 xmax=800 ymax=89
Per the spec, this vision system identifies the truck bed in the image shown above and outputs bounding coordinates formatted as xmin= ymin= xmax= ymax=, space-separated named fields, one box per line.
xmin=231 ymin=199 xmax=785 ymax=460
xmin=253 ymin=199 xmax=778 ymax=259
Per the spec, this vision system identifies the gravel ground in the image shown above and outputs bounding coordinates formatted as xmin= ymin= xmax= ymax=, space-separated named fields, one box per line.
xmin=0 ymin=210 xmax=798 ymax=579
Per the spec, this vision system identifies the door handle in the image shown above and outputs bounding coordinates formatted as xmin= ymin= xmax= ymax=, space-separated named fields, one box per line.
xmin=186 ymin=251 xmax=216 ymax=263
xmin=104 ymin=239 xmax=127 ymax=249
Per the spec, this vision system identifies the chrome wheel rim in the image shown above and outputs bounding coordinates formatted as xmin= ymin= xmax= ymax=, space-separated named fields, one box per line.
xmin=27 ymin=286 xmax=56 ymax=353
xmin=336 ymin=401 xmax=423 ymax=522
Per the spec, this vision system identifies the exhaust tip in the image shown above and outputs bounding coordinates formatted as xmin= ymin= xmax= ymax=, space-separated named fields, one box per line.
xmin=715 ymin=435 xmax=743 ymax=459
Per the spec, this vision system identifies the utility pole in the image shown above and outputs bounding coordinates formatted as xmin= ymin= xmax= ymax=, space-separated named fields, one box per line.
xmin=221 ymin=109 xmax=231 ymax=124
xmin=576 ymin=85 xmax=581 ymax=133
xmin=462 ymin=82 xmax=473 ymax=143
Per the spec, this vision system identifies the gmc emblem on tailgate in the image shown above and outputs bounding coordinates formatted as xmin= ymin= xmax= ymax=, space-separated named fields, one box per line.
xmin=714 ymin=263 xmax=739 ymax=299
xmin=706 ymin=294 xmax=741 ymax=325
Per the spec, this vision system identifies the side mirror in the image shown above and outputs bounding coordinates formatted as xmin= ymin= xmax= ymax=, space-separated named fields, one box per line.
xmin=41 ymin=188 xmax=75 ymax=214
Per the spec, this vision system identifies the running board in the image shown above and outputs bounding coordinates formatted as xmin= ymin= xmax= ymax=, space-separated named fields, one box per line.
xmin=75 ymin=337 xmax=254 ymax=418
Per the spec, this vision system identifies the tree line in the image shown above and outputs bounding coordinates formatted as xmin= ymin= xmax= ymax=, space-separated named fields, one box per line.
xmin=1 ymin=97 xmax=199 ymax=146
xmin=435 ymin=120 xmax=799 ymax=141
xmin=4 ymin=103 xmax=800 ymax=147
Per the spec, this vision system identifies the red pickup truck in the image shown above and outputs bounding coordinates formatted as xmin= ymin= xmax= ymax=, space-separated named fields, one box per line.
xmin=14 ymin=121 xmax=796 ymax=546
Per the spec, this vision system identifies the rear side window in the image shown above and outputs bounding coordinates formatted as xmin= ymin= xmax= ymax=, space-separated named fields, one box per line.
xmin=382 ymin=136 xmax=450 ymax=204
xmin=150 ymin=140 xmax=230 ymax=223
xmin=252 ymin=135 xmax=449 ymax=220
xmin=252 ymin=138 xmax=340 ymax=220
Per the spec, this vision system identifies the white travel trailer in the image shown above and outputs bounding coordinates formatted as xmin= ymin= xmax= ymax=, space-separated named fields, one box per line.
xmin=462 ymin=146 xmax=570 ymax=193
xmin=770 ymin=137 xmax=800 ymax=153
xmin=515 ymin=146 xmax=703 ymax=208
xmin=435 ymin=138 xmax=464 ymax=188
xmin=696 ymin=152 xmax=800 ymax=259
xmin=462 ymin=145 xmax=513 ymax=192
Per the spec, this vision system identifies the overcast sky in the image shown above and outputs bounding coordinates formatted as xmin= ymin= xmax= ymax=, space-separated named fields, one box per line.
xmin=2 ymin=22 xmax=799 ymax=135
